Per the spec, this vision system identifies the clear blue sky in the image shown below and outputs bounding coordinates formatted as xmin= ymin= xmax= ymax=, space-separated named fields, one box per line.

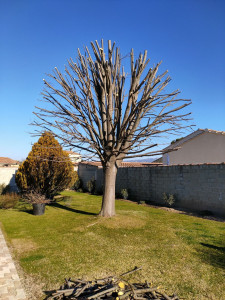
xmin=0 ymin=0 xmax=225 ymax=160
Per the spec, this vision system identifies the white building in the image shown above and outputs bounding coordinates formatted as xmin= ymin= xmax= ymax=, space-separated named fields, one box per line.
xmin=65 ymin=151 xmax=82 ymax=171
xmin=162 ymin=128 xmax=225 ymax=165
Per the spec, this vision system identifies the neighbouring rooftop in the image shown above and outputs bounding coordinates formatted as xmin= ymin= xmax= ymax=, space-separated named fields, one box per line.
xmin=0 ymin=157 xmax=19 ymax=166
xmin=163 ymin=128 xmax=225 ymax=152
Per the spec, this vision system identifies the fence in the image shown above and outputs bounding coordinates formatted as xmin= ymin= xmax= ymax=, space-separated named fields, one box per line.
xmin=78 ymin=163 xmax=225 ymax=217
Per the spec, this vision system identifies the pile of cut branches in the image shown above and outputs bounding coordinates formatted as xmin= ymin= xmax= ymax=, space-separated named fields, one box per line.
xmin=45 ymin=267 xmax=179 ymax=300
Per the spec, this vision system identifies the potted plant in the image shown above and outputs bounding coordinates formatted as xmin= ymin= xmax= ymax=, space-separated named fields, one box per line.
xmin=23 ymin=191 xmax=51 ymax=215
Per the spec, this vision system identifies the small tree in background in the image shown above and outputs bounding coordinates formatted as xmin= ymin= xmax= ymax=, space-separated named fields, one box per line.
xmin=16 ymin=132 xmax=74 ymax=198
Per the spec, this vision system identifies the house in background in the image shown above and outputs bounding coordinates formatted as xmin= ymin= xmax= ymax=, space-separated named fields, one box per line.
xmin=162 ymin=128 xmax=225 ymax=165
xmin=0 ymin=157 xmax=19 ymax=167
xmin=65 ymin=150 xmax=82 ymax=171
xmin=0 ymin=157 xmax=19 ymax=191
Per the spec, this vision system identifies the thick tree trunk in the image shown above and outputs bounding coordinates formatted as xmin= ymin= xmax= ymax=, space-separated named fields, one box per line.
xmin=99 ymin=163 xmax=117 ymax=217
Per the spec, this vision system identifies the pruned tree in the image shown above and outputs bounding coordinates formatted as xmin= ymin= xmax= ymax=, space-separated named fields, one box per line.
xmin=33 ymin=40 xmax=191 ymax=217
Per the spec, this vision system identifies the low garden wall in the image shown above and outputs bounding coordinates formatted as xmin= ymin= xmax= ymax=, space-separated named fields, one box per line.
xmin=78 ymin=164 xmax=99 ymax=186
xmin=79 ymin=163 xmax=225 ymax=217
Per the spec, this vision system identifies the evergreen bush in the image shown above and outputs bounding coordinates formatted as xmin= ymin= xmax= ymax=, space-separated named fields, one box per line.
xmin=121 ymin=188 xmax=129 ymax=200
xmin=87 ymin=178 xmax=95 ymax=194
xmin=73 ymin=172 xmax=83 ymax=191
xmin=162 ymin=192 xmax=175 ymax=207
xmin=16 ymin=132 xmax=74 ymax=199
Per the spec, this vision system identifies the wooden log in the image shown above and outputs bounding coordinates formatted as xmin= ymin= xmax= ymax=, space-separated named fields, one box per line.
xmin=155 ymin=291 xmax=172 ymax=300
xmin=75 ymin=283 xmax=90 ymax=297
xmin=87 ymin=286 xmax=118 ymax=299
xmin=134 ymin=287 xmax=158 ymax=294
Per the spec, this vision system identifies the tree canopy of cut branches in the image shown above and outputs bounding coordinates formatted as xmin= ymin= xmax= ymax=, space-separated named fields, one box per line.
xmin=16 ymin=132 xmax=74 ymax=198
xmin=33 ymin=40 xmax=191 ymax=216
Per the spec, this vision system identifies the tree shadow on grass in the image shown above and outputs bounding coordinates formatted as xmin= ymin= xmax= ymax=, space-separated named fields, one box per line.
xmin=49 ymin=202 xmax=98 ymax=216
xmin=16 ymin=202 xmax=33 ymax=215
xmin=197 ymin=242 xmax=225 ymax=269
xmin=20 ymin=208 xmax=34 ymax=215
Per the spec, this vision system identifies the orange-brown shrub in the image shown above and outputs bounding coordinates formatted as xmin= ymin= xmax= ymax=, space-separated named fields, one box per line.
xmin=16 ymin=132 xmax=74 ymax=199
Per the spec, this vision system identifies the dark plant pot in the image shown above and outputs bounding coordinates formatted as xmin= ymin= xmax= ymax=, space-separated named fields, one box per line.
xmin=32 ymin=203 xmax=45 ymax=216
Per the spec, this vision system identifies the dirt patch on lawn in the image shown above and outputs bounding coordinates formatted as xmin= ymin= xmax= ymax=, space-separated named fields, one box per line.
xmin=11 ymin=238 xmax=38 ymax=255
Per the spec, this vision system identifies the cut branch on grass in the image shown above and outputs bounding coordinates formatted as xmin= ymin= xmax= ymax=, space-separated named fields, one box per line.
xmin=45 ymin=267 xmax=180 ymax=300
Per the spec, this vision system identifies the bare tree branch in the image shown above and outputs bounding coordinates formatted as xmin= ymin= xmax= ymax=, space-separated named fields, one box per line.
xmin=32 ymin=40 xmax=192 ymax=217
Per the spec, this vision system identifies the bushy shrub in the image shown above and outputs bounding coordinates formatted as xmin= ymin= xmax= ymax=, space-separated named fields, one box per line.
xmin=121 ymin=188 xmax=129 ymax=200
xmin=0 ymin=193 xmax=19 ymax=209
xmin=73 ymin=173 xmax=83 ymax=191
xmin=87 ymin=178 xmax=95 ymax=194
xmin=68 ymin=171 xmax=78 ymax=189
xmin=162 ymin=192 xmax=175 ymax=207
xmin=16 ymin=132 xmax=74 ymax=199
xmin=138 ymin=200 xmax=146 ymax=205
xmin=73 ymin=171 xmax=79 ymax=184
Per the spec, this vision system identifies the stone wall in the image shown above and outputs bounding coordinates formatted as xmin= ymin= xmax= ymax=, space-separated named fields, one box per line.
xmin=79 ymin=163 xmax=225 ymax=217
xmin=0 ymin=167 xmax=18 ymax=191
xmin=78 ymin=164 xmax=99 ymax=189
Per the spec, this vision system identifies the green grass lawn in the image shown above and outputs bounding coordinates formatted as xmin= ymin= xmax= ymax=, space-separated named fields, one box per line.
xmin=0 ymin=191 xmax=224 ymax=299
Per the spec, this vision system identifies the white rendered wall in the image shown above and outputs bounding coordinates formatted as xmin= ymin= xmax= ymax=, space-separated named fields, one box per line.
xmin=0 ymin=167 xmax=18 ymax=190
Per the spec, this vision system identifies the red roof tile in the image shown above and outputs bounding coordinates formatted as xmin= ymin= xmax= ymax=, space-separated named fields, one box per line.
xmin=0 ymin=157 xmax=18 ymax=165
xmin=79 ymin=161 xmax=162 ymax=168
xmin=80 ymin=161 xmax=102 ymax=167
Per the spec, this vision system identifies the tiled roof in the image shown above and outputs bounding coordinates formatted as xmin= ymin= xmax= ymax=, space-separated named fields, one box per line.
xmin=163 ymin=128 xmax=225 ymax=152
xmin=80 ymin=161 xmax=102 ymax=167
xmin=120 ymin=162 xmax=162 ymax=167
xmin=79 ymin=161 xmax=162 ymax=168
xmin=0 ymin=157 xmax=18 ymax=165
xmin=79 ymin=161 xmax=225 ymax=168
